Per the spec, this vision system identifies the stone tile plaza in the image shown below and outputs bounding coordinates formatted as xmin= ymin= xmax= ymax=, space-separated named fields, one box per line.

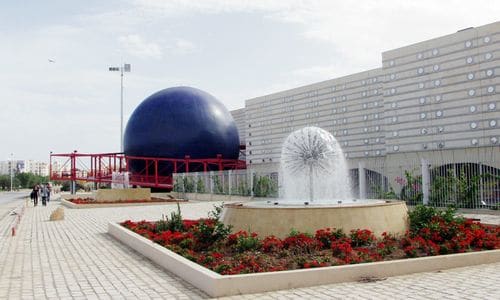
xmin=1 ymin=3 xmax=500 ymax=299
xmin=1 ymin=199 xmax=499 ymax=299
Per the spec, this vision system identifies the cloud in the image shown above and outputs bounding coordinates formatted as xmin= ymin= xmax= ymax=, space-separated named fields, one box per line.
xmin=172 ymin=38 xmax=197 ymax=54
xmin=118 ymin=34 xmax=163 ymax=59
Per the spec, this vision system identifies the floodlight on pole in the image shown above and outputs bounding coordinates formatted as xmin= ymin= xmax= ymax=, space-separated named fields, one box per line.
xmin=108 ymin=63 xmax=131 ymax=152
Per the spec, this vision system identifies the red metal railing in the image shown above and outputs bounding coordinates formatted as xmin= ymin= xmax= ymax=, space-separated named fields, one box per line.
xmin=50 ymin=151 xmax=246 ymax=189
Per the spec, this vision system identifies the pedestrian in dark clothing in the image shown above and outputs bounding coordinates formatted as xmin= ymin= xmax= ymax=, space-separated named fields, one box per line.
xmin=32 ymin=185 xmax=39 ymax=206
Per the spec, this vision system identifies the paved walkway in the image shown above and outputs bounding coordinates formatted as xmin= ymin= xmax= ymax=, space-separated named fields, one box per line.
xmin=0 ymin=197 xmax=499 ymax=299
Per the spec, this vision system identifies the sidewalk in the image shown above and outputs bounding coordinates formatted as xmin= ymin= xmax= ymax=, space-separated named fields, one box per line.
xmin=0 ymin=199 xmax=499 ymax=299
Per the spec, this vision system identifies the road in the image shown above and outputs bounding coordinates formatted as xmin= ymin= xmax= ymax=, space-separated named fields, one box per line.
xmin=0 ymin=190 xmax=28 ymax=220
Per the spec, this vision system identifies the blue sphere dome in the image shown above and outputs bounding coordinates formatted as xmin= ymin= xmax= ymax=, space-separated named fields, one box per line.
xmin=124 ymin=86 xmax=240 ymax=160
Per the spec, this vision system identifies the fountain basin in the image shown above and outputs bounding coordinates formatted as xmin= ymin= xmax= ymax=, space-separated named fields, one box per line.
xmin=221 ymin=200 xmax=408 ymax=238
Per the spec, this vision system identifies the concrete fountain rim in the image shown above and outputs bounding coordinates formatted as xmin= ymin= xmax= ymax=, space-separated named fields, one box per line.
xmin=224 ymin=199 xmax=404 ymax=210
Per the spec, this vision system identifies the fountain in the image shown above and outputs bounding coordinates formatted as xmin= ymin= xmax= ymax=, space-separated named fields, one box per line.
xmin=221 ymin=127 xmax=408 ymax=238
xmin=281 ymin=126 xmax=353 ymax=203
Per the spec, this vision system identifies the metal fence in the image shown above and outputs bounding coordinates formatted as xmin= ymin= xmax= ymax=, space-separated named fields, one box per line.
xmin=173 ymin=159 xmax=500 ymax=209
xmin=173 ymin=170 xmax=279 ymax=198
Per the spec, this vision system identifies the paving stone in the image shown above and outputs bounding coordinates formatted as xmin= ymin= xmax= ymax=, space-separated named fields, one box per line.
xmin=0 ymin=199 xmax=499 ymax=299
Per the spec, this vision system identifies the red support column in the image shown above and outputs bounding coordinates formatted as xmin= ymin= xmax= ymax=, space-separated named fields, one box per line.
xmin=185 ymin=156 xmax=190 ymax=173
xmin=217 ymin=154 xmax=223 ymax=171
xmin=154 ymin=159 xmax=158 ymax=187
xmin=174 ymin=161 xmax=177 ymax=173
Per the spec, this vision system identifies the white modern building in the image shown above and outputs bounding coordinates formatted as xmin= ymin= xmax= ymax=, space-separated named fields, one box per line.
xmin=231 ymin=21 xmax=500 ymax=201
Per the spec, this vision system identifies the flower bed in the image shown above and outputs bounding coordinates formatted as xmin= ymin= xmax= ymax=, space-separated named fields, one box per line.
xmin=68 ymin=197 xmax=184 ymax=204
xmin=120 ymin=205 xmax=499 ymax=275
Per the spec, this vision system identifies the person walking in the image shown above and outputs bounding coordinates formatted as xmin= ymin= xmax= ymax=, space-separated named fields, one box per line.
xmin=47 ymin=182 xmax=52 ymax=202
xmin=40 ymin=184 xmax=49 ymax=206
xmin=32 ymin=184 xmax=39 ymax=206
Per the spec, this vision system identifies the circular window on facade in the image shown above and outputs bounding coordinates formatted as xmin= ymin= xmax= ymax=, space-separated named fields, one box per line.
xmin=362 ymin=91 xmax=367 ymax=97
xmin=418 ymin=82 xmax=425 ymax=89
xmin=364 ymin=151 xmax=369 ymax=156
xmin=438 ymin=126 xmax=444 ymax=133
xmin=393 ymin=131 xmax=398 ymax=137
xmin=375 ymin=126 xmax=380 ymax=132
xmin=466 ymin=57 xmax=473 ymax=64
xmin=343 ymin=129 xmax=347 ymax=135
xmin=433 ymin=64 xmax=440 ymax=71
xmin=333 ymin=109 xmax=337 ymax=113
xmin=332 ymin=97 xmax=336 ymax=103
xmin=417 ymin=67 xmax=424 ymax=74
xmin=362 ymin=103 xmax=367 ymax=109
xmin=390 ymin=88 xmax=396 ymax=94
xmin=344 ymin=141 xmax=348 ymax=146
xmin=389 ymin=60 xmax=395 ymax=66
xmin=468 ymin=89 xmax=476 ymax=96
xmin=363 ymin=127 xmax=368 ymax=132
xmin=373 ymin=77 xmax=377 ymax=82
xmin=490 ymin=120 xmax=497 ymax=127
xmin=343 ymin=107 xmax=347 ymax=112
xmin=465 ymin=40 xmax=472 ymax=48
xmin=364 ymin=139 xmax=369 ymax=144
xmin=435 ymin=95 xmax=442 ymax=102
xmin=488 ymin=103 xmax=496 ymax=110
xmin=421 ymin=128 xmax=428 ymax=135
xmin=420 ymin=113 xmax=426 ymax=119
xmin=363 ymin=115 xmax=368 ymax=121
xmin=432 ymin=48 xmax=439 ymax=56
xmin=487 ymin=86 xmax=495 ymax=93
xmin=491 ymin=137 xmax=498 ymax=144
xmin=376 ymin=150 xmax=381 ymax=155
xmin=393 ymin=145 xmax=399 ymax=151
xmin=374 ymin=89 xmax=379 ymax=95
xmin=392 ymin=116 xmax=398 ymax=123
xmin=417 ymin=53 xmax=423 ymax=59
xmin=374 ymin=101 xmax=378 ymax=106
xmin=374 ymin=114 xmax=379 ymax=119
xmin=470 ymin=122 xmax=478 ymax=129
xmin=362 ymin=80 xmax=366 ymax=85
xmin=484 ymin=36 xmax=491 ymax=43
xmin=467 ymin=73 xmax=474 ymax=80
xmin=486 ymin=69 xmax=494 ymax=77
xmin=470 ymin=105 xmax=477 ymax=113
xmin=342 ymin=96 xmax=346 ymax=101
xmin=436 ymin=110 xmax=443 ymax=117
xmin=485 ymin=53 xmax=493 ymax=60
xmin=471 ymin=138 xmax=478 ymax=145
xmin=390 ymin=74 xmax=396 ymax=80
xmin=391 ymin=102 xmax=397 ymax=108
xmin=419 ymin=97 xmax=426 ymax=104
xmin=333 ymin=120 xmax=337 ymax=125
xmin=435 ymin=80 xmax=441 ymax=86
xmin=375 ymin=138 xmax=380 ymax=143
xmin=343 ymin=118 xmax=347 ymax=124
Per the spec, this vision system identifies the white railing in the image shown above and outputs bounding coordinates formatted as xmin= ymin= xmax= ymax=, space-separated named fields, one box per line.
xmin=173 ymin=159 xmax=499 ymax=209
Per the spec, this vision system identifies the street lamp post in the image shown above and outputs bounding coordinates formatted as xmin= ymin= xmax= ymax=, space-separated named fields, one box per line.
xmin=10 ymin=153 xmax=13 ymax=192
xmin=109 ymin=63 xmax=131 ymax=152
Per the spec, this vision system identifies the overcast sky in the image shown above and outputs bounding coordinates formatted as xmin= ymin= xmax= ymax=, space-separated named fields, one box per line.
xmin=1 ymin=0 xmax=500 ymax=162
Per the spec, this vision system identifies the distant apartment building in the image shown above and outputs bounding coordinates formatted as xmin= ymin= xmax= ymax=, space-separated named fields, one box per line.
xmin=232 ymin=21 xmax=500 ymax=182
xmin=0 ymin=160 xmax=49 ymax=176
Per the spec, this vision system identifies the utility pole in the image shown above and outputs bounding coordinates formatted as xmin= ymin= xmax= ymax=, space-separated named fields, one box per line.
xmin=10 ymin=153 xmax=13 ymax=192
